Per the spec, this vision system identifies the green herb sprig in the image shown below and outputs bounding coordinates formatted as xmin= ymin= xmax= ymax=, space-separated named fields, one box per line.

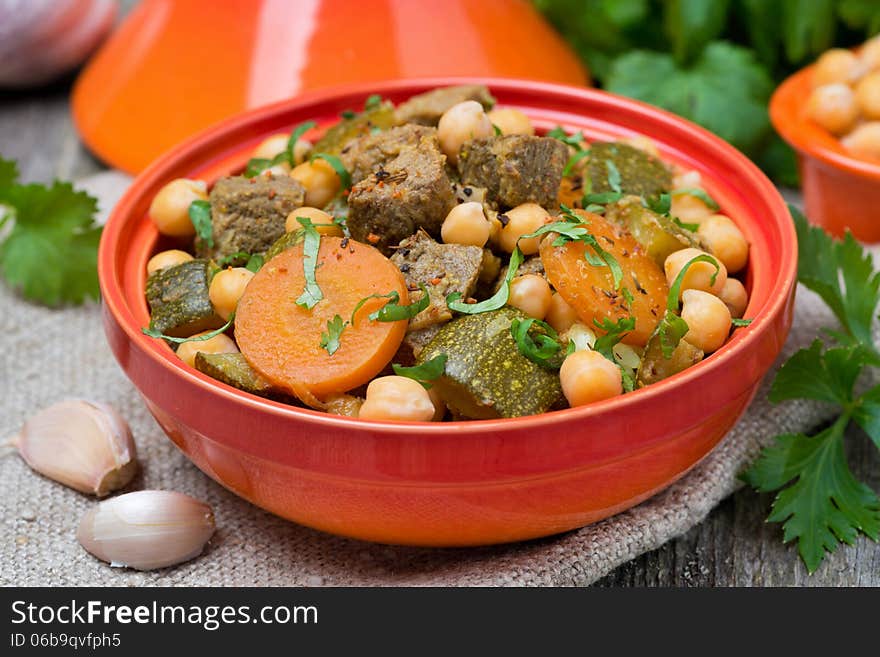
xmin=142 ymin=313 xmax=234 ymax=344
xmin=393 ymin=354 xmax=448 ymax=389
xmin=294 ymin=217 xmax=323 ymax=309
xmin=188 ymin=200 xmax=213 ymax=249
xmin=742 ymin=206 xmax=880 ymax=573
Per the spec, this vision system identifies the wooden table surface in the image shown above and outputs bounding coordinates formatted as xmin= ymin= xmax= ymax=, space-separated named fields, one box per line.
xmin=2 ymin=78 xmax=878 ymax=587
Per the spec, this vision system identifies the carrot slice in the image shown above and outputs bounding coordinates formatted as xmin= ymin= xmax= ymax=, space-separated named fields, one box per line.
xmin=539 ymin=209 xmax=667 ymax=346
xmin=234 ymin=237 xmax=409 ymax=397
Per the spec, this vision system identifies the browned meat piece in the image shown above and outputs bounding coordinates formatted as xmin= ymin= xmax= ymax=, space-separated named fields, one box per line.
xmin=347 ymin=146 xmax=456 ymax=254
xmin=201 ymin=175 xmax=305 ymax=259
xmin=395 ymin=324 xmax=444 ymax=366
xmin=390 ymin=231 xmax=483 ymax=331
xmin=394 ymin=85 xmax=495 ymax=125
xmin=340 ymin=124 xmax=437 ymax=185
xmin=458 ymin=135 xmax=568 ymax=209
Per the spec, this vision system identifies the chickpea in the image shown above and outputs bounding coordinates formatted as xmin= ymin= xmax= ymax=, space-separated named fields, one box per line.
xmin=681 ymin=289 xmax=732 ymax=354
xmin=499 ymin=203 xmax=550 ymax=254
xmin=441 ymin=202 xmax=492 ymax=247
xmin=719 ymin=278 xmax=748 ymax=319
xmin=697 ymin=214 xmax=749 ymax=274
xmin=209 ymin=267 xmax=255 ymax=320
xmin=806 ymin=84 xmax=859 ymax=135
xmin=148 ymin=178 xmax=208 ymax=237
xmin=437 ymin=101 xmax=493 ymax=165
xmin=856 ymin=72 xmax=880 ymax=120
xmin=664 ymin=247 xmax=727 ymax=297
xmin=621 ymin=135 xmax=660 ymax=158
xmin=176 ymin=331 xmax=238 ymax=368
xmin=487 ymin=107 xmax=534 ymax=136
xmin=861 ymin=37 xmax=880 ymax=72
xmin=559 ymin=350 xmax=623 ymax=407
xmin=260 ymin=164 xmax=291 ymax=178
xmin=813 ymin=48 xmax=863 ymax=86
xmin=146 ymin=249 xmax=193 ymax=275
xmin=251 ymin=133 xmax=311 ymax=165
xmin=285 ymin=206 xmax=343 ymax=236
xmin=290 ymin=158 xmax=341 ymax=208
xmin=252 ymin=133 xmax=289 ymax=160
xmin=545 ymin=293 xmax=579 ymax=333
xmin=673 ymin=169 xmax=702 ymax=189
xmin=841 ymin=121 xmax=880 ymax=159
xmin=358 ymin=376 xmax=436 ymax=422
xmin=670 ymin=192 xmax=713 ymax=224
xmin=508 ymin=274 xmax=552 ymax=320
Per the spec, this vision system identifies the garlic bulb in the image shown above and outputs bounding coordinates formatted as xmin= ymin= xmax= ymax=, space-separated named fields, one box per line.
xmin=77 ymin=491 xmax=216 ymax=571
xmin=13 ymin=399 xmax=137 ymax=496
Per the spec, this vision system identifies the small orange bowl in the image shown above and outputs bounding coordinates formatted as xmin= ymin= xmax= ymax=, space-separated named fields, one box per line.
xmin=100 ymin=78 xmax=797 ymax=547
xmin=771 ymin=62 xmax=880 ymax=242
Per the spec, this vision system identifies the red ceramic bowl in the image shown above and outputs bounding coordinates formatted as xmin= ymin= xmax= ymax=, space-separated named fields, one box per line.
xmin=100 ymin=78 xmax=796 ymax=547
xmin=771 ymin=62 xmax=880 ymax=242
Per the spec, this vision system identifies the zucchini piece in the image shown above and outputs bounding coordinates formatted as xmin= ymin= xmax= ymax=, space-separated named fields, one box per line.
xmin=605 ymin=196 xmax=701 ymax=267
xmin=313 ymin=102 xmax=398 ymax=155
xmin=636 ymin=330 xmax=704 ymax=387
xmin=263 ymin=230 xmax=302 ymax=262
xmin=145 ymin=259 xmax=224 ymax=338
xmin=417 ymin=307 xmax=565 ymax=419
xmin=586 ymin=142 xmax=672 ymax=197
xmin=194 ymin=352 xmax=277 ymax=397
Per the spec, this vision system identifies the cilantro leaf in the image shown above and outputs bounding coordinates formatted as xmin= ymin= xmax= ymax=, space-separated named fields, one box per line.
xmin=670 ymin=187 xmax=719 ymax=211
xmin=792 ymin=205 xmax=880 ymax=355
xmin=852 ymin=384 xmax=880 ymax=451
xmin=393 ymin=354 xmax=447 ymax=389
xmin=447 ymin=247 xmax=524 ymax=314
xmin=0 ymin=177 xmax=101 ymax=306
xmin=295 ymin=217 xmax=323 ymax=309
xmin=319 ymin=314 xmax=348 ymax=355
xmin=0 ymin=157 xmax=18 ymax=193
xmin=742 ymin=418 xmax=880 ymax=573
xmin=605 ymin=42 xmax=773 ymax=155
xmin=664 ymin=0 xmax=730 ymax=64
xmin=188 ymin=200 xmax=213 ymax=248
xmin=769 ymin=340 xmax=865 ymax=406
xmin=309 ymin=153 xmax=352 ymax=191
xmin=592 ymin=316 xmax=636 ymax=358
xmin=546 ymin=126 xmax=584 ymax=147
xmin=510 ymin=318 xmax=565 ymax=369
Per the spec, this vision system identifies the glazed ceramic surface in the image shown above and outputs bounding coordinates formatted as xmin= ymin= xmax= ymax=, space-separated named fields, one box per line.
xmin=72 ymin=0 xmax=588 ymax=173
xmin=99 ymin=78 xmax=796 ymax=546
xmin=771 ymin=63 xmax=880 ymax=242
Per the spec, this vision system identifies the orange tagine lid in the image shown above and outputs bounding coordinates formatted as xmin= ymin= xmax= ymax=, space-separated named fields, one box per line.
xmin=71 ymin=0 xmax=589 ymax=173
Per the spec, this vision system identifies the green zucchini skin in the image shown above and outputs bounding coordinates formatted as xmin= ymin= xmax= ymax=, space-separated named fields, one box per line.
xmin=417 ymin=307 xmax=565 ymax=419
xmin=263 ymin=230 xmax=302 ymax=262
xmin=145 ymin=259 xmax=224 ymax=338
xmin=587 ymin=142 xmax=672 ymax=197
xmin=193 ymin=352 xmax=276 ymax=397
xmin=313 ymin=102 xmax=397 ymax=154
xmin=636 ymin=330 xmax=703 ymax=387
xmin=604 ymin=196 xmax=701 ymax=267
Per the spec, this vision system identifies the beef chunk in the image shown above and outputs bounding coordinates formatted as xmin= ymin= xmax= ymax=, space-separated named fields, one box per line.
xmin=200 ymin=175 xmax=305 ymax=259
xmin=390 ymin=232 xmax=483 ymax=331
xmin=394 ymin=85 xmax=495 ymax=126
xmin=340 ymin=124 xmax=437 ymax=185
xmin=458 ymin=135 xmax=568 ymax=209
xmin=347 ymin=146 xmax=456 ymax=254
xmin=396 ymin=324 xmax=444 ymax=366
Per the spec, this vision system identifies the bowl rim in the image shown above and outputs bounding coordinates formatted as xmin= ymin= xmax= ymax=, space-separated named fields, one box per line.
xmin=99 ymin=76 xmax=797 ymax=435
xmin=770 ymin=61 xmax=880 ymax=179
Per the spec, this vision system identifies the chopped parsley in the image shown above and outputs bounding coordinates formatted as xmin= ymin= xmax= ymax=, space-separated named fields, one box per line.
xmin=319 ymin=314 xmax=348 ymax=355
xmin=393 ymin=354 xmax=448 ymax=389
xmin=188 ymin=200 xmax=214 ymax=249
xmin=294 ymin=217 xmax=323 ymax=309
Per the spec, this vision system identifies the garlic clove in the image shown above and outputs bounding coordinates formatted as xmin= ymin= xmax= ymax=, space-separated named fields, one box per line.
xmin=13 ymin=399 xmax=138 ymax=496
xmin=77 ymin=491 xmax=216 ymax=571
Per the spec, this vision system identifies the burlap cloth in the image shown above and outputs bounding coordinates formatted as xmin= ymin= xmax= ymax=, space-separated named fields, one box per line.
xmin=1 ymin=173 xmax=875 ymax=586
